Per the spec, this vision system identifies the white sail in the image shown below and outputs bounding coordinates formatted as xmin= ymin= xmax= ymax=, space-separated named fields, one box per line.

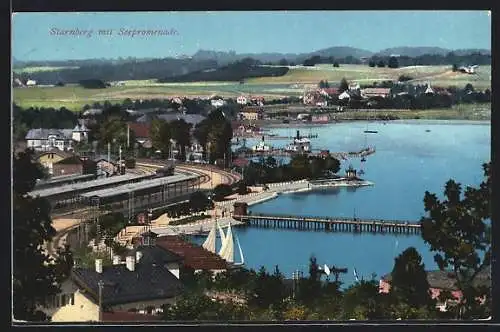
xmin=223 ymin=232 xmax=234 ymax=263
xmin=234 ymin=230 xmax=245 ymax=265
xmin=217 ymin=220 xmax=226 ymax=244
xmin=219 ymin=222 xmax=234 ymax=262
xmin=218 ymin=222 xmax=229 ymax=257
xmin=202 ymin=222 xmax=217 ymax=254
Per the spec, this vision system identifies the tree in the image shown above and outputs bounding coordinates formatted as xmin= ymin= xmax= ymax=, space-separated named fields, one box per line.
xmin=169 ymin=118 xmax=192 ymax=160
xmin=368 ymin=60 xmax=376 ymax=67
xmin=150 ymin=118 xmax=172 ymax=158
xmin=333 ymin=62 xmax=340 ymax=68
xmin=339 ymin=78 xmax=349 ymax=93
xmin=389 ymin=247 xmax=435 ymax=310
xmin=279 ymin=58 xmax=289 ymax=66
xmin=388 ymin=56 xmax=399 ymax=68
xmin=377 ymin=60 xmax=386 ymax=68
xmin=237 ymin=181 xmax=249 ymax=195
xmin=213 ymin=184 xmax=233 ymax=201
xmin=189 ymin=191 xmax=210 ymax=212
xmin=420 ymin=162 xmax=491 ymax=319
xmin=452 ymin=64 xmax=458 ymax=72
xmin=13 ymin=150 xmax=70 ymax=321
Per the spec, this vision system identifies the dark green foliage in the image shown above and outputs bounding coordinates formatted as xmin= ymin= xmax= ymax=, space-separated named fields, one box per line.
xmin=193 ymin=110 xmax=232 ymax=165
xmin=421 ymin=162 xmax=491 ymax=318
xmin=318 ymin=80 xmax=330 ymax=88
xmin=13 ymin=149 xmax=72 ymax=321
xmin=390 ymin=247 xmax=435 ymax=310
xmin=162 ymin=294 xmax=250 ymax=321
xmin=213 ymin=184 xmax=233 ymax=201
xmin=452 ymin=64 xmax=458 ymax=72
xmin=333 ymin=62 xmax=340 ymax=68
xmin=377 ymin=60 xmax=386 ymax=68
xmin=237 ymin=181 xmax=249 ymax=195
xmin=159 ymin=59 xmax=289 ymax=82
xmin=388 ymin=56 xmax=399 ymax=68
xmin=188 ymin=191 xmax=211 ymax=212
xmin=78 ymin=79 xmax=107 ymax=89
xmin=398 ymin=74 xmax=413 ymax=82
xmin=368 ymin=60 xmax=376 ymax=67
xmin=339 ymin=78 xmax=349 ymax=92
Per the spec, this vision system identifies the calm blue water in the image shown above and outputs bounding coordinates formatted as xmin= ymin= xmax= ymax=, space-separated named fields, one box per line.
xmin=197 ymin=120 xmax=491 ymax=287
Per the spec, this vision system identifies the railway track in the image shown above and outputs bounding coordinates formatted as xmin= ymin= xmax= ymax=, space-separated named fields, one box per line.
xmin=48 ymin=161 xmax=240 ymax=255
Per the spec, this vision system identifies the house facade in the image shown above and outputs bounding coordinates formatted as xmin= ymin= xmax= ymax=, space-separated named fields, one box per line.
xmin=361 ymin=88 xmax=392 ymax=99
xmin=379 ymin=267 xmax=491 ymax=312
xmin=40 ymin=232 xmax=184 ymax=322
xmin=239 ymin=107 xmax=264 ymax=121
xmin=36 ymin=151 xmax=73 ymax=175
xmin=237 ymin=96 xmax=248 ymax=105
xmin=26 ymin=123 xmax=89 ymax=152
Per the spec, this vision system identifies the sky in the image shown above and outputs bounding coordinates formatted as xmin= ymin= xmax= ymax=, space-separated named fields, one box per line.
xmin=12 ymin=11 xmax=491 ymax=61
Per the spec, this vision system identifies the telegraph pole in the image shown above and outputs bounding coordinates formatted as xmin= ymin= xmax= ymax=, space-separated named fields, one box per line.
xmin=119 ymin=145 xmax=122 ymax=174
xmin=98 ymin=280 xmax=104 ymax=322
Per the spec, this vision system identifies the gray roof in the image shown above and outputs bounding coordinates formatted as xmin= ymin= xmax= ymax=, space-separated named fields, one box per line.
xmin=79 ymin=173 xmax=198 ymax=199
xmin=72 ymin=251 xmax=184 ymax=306
xmin=35 ymin=173 xmax=95 ymax=187
xmin=129 ymin=245 xmax=183 ymax=265
xmin=29 ymin=173 xmax=152 ymax=198
xmin=25 ymin=128 xmax=74 ymax=140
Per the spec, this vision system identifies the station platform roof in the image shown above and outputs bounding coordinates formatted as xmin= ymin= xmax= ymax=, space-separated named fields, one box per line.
xmin=79 ymin=173 xmax=199 ymax=199
xmin=29 ymin=173 xmax=153 ymax=198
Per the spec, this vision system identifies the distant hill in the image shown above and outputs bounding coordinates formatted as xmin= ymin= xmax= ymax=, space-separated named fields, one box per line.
xmin=158 ymin=59 xmax=289 ymax=82
xmin=376 ymin=46 xmax=491 ymax=57
xmin=193 ymin=47 xmax=373 ymax=64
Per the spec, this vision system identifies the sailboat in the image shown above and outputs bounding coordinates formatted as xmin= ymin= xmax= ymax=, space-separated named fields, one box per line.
xmin=218 ymin=221 xmax=245 ymax=267
xmin=202 ymin=220 xmax=227 ymax=254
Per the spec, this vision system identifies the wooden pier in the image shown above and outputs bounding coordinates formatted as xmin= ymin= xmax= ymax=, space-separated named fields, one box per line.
xmin=243 ymin=147 xmax=376 ymax=160
xmin=233 ymin=213 xmax=421 ymax=235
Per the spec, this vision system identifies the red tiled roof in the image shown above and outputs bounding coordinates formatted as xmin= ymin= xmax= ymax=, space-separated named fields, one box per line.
xmin=102 ymin=311 xmax=161 ymax=322
xmin=128 ymin=123 xmax=151 ymax=138
xmin=155 ymin=236 xmax=228 ymax=270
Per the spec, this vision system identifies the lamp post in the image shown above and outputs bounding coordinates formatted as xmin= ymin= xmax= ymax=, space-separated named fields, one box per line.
xmin=98 ymin=280 xmax=104 ymax=322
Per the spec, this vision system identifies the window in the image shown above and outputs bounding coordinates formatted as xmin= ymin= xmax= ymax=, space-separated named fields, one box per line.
xmin=70 ymin=294 xmax=75 ymax=305
xmin=61 ymin=294 xmax=67 ymax=306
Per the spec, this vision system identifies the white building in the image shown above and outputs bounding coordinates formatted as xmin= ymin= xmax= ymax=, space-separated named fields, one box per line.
xmin=26 ymin=79 xmax=37 ymax=86
xmin=211 ymin=99 xmax=226 ymax=108
xmin=25 ymin=123 xmax=89 ymax=151
xmin=237 ymin=96 xmax=248 ymax=105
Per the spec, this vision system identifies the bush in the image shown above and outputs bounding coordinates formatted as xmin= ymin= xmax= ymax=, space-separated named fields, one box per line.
xmin=237 ymin=181 xmax=249 ymax=195
xmin=398 ymin=74 xmax=413 ymax=82
xmin=213 ymin=184 xmax=233 ymax=201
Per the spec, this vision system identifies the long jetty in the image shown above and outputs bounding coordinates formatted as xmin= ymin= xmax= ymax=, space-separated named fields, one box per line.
xmin=233 ymin=213 xmax=421 ymax=235
xmin=243 ymin=147 xmax=376 ymax=159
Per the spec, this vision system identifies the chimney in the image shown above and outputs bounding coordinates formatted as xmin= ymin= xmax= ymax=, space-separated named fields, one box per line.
xmin=126 ymin=256 xmax=136 ymax=272
xmin=136 ymin=251 xmax=143 ymax=263
xmin=112 ymin=255 xmax=121 ymax=265
xmin=95 ymin=259 xmax=103 ymax=273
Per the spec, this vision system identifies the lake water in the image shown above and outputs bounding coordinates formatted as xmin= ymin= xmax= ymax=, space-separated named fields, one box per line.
xmin=195 ymin=120 xmax=491 ymax=287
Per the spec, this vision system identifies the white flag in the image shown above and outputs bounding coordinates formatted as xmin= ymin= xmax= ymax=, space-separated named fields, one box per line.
xmin=324 ymin=264 xmax=331 ymax=276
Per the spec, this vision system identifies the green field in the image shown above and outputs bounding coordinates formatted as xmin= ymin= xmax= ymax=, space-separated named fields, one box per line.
xmin=13 ymin=66 xmax=79 ymax=74
xmin=13 ymin=64 xmax=491 ymax=111
xmin=248 ymin=64 xmax=491 ymax=89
